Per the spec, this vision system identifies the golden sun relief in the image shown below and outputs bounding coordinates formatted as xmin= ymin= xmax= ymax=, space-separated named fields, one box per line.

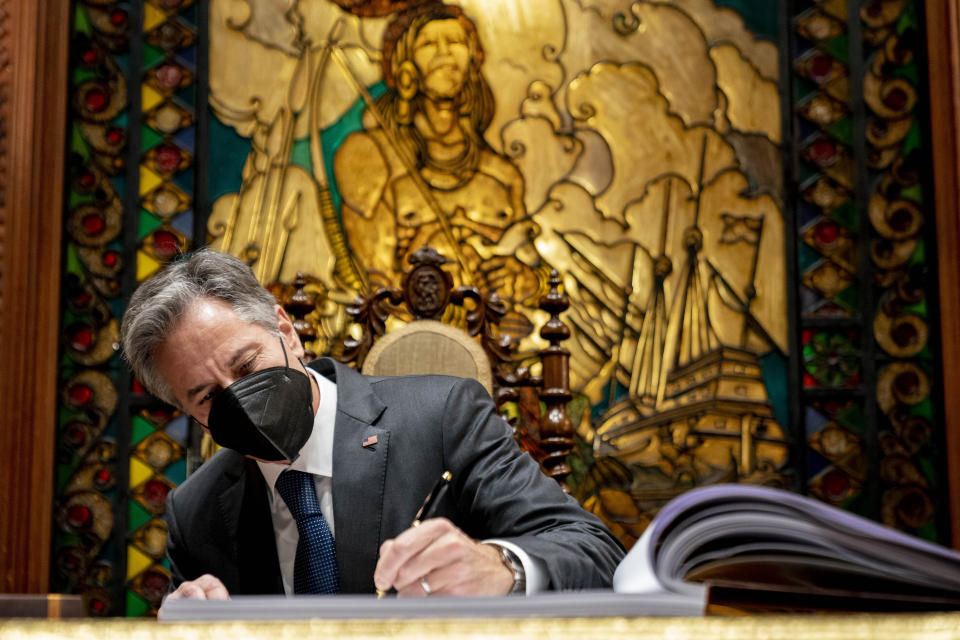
xmin=207 ymin=0 xmax=788 ymax=545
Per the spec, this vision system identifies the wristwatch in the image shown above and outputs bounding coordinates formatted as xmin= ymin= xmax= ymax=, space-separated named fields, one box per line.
xmin=495 ymin=545 xmax=526 ymax=595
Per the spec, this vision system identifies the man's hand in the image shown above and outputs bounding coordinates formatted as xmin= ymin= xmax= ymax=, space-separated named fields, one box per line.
xmin=157 ymin=574 xmax=230 ymax=620
xmin=373 ymin=518 xmax=515 ymax=596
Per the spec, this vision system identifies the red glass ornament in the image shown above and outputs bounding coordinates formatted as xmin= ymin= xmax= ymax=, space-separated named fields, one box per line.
xmin=156 ymin=64 xmax=183 ymax=89
xmin=148 ymin=408 xmax=174 ymax=423
xmin=810 ymin=139 xmax=836 ymax=165
xmin=132 ymin=379 xmax=146 ymax=394
xmin=81 ymin=49 xmax=98 ymax=64
xmin=65 ymin=424 xmax=87 ymax=447
xmin=68 ymin=384 xmax=93 ymax=406
xmin=821 ymin=470 xmax=849 ymax=500
xmin=78 ymin=172 xmax=96 ymax=189
xmin=90 ymin=599 xmax=106 ymax=613
xmin=72 ymin=291 xmax=91 ymax=308
xmin=85 ymin=88 xmax=108 ymax=113
xmin=94 ymin=469 xmax=112 ymax=486
xmin=803 ymin=372 xmax=817 ymax=388
xmin=883 ymin=87 xmax=908 ymax=111
xmin=141 ymin=571 xmax=171 ymax=600
xmin=152 ymin=230 xmax=180 ymax=258
xmin=82 ymin=213 xmax=106 ymax=236
xmin=889 ymin=206 xmax=913 ymax=232
xmin=70 ymin=327 xmax=94 ymax=352
xmin=143 ymin=480 xmax=170 ymax=508
xmin=155 ymin=145 xmax=182 ymax=173
xmin=109 ymin=9 xmax=127 ymax=26
xmin=106 ymin=128 xmax=124 ymax=145
xmin=814 ymin=220 xmax=840 ymax=245
xmin=67 ymin=504 xmax=93 ymax=528
xmin=810 ymin=54 xmax=833 ymax=80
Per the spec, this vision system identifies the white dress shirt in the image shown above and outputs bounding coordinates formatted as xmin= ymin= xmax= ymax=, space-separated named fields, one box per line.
xmin=257 ymin=368 xmax=546 ymax=595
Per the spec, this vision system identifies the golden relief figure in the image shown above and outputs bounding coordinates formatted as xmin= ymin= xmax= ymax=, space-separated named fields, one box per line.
xmin=334 ymin=5 xmax=541 ymax=301
xmin=207 ymin=0 xmax=790 ymax=546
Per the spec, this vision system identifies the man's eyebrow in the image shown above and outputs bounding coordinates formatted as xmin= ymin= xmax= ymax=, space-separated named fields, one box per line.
xmin=226 ymin=343 xmax=259 ymax=369
xmin=184 ymin=343 xmax=261 ymax=400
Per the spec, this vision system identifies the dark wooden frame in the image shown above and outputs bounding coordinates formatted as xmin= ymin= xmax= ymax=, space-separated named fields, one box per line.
xmin=3 ymin=0 xmax=960 ymax=596
xmin=925 ymin=0 xmax=960 ymax=548
xmin=0 ymin=0 xmax=70 ymax=593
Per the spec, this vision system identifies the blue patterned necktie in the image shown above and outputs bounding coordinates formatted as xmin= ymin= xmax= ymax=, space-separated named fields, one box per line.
xmin=275 ymin=469 xmax=339 ymax=594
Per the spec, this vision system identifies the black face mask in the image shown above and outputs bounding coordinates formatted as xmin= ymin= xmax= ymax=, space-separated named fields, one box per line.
xmin=206 ymin=340 xmax=315 ymax=462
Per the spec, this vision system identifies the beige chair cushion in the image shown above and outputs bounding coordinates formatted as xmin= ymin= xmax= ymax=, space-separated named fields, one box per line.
xmin=361 ymin=320 xmax=493 ymax=396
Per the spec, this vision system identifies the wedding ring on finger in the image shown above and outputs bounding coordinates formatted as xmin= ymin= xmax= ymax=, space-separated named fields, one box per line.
xmin=419 ymin=576 xmax=432 ymax=596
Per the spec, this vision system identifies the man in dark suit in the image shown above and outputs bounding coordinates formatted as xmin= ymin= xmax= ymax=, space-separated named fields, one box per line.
xmin=120 ymin=250 xmax=623 ymax=614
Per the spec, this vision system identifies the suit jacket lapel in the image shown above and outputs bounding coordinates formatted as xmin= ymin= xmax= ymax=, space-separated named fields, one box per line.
xmin=311 ymin=358 xmax=388 ymax=593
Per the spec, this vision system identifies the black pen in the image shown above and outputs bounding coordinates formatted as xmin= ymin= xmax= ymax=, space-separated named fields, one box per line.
xmin=412 ymin=470 xmax=452 ymax=527
xmin=376 ymin=470 xmax=453 ymax=597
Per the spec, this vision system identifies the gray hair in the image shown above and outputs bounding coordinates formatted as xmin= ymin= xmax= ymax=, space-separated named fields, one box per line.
xmin=120 ymin=248 xmax=279 ymax=405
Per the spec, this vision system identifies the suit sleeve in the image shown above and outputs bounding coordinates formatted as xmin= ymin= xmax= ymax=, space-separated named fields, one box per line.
xmin=439 ymin=377 xmax=625 ymax=589
xmin=164 ymin=487 xmax=192 ymax=591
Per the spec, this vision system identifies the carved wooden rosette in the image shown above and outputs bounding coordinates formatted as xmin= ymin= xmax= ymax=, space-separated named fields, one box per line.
xmin=537 ymin=270 xmax=574 ymax=489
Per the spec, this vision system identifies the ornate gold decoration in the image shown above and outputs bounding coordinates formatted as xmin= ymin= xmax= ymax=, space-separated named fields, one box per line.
xmin=208 ymin=0 xmax=790 ymax=545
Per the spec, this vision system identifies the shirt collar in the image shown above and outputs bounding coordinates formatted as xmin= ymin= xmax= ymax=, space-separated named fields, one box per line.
xmin=257 ymin=367 xmax=337 ymax=493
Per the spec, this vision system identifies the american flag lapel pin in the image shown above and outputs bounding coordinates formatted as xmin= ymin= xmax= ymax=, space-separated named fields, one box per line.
xmin=362 ymin=434 xmax=378 ymax=448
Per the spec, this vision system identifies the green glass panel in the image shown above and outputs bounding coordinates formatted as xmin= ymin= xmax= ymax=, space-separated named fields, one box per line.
xmin=834 ymin=402 xmax=864 ymax=433
xmin=68 ymin=191 xmax=90 ymax=208
xmin=828 ymin=200 xmax=858 ymax=229
xmin=75 ymin=5 xmax=92 ymax=35
xmin=290 ymin=137 xmax=312 ymax=173
xmin=72 ymin=68 xmax=97 ymax=84
xmin=125 ymin=590 xmax=149 ymax=618
xmin=832 ymin=284 xmax=859 ymax=311
xmin=128 ymin=500 xmax=152 ymax=532
xmin=842 ymin=492 xmax=870 ymax=518
xmin=714 ymin=0 xmax=778 ymax=40
xmin=71 ymin=126 xmax=90 ymax=161
xmin=209 ymin=117 xmax=249 ymax=200
xmin=141 ymin=125 xmax=164 ymax=152
xmin=897 ymin=1 xmax=919 ymax=33
xmin=823 ymin=34 xmax=849 ymax=63
xmin=798 ymin=242 xmax=822 ymax=271
xmin=56 ymin=464 xmax=74 ymax=493
xmin=164 ymin=458 xmax=187 ymax=485
xmin=160 ymin=556 xmax=170 ymax=571
xmin=903 ymin=120 xmax=922 ymax=155
xmin=826 ymin=117 xmax=852 ymax=145
xmin=793 ymin=76 xmax=818 ymax=102
xmin=798 ymin=161 xmax=819 ymax=184
xmin=909 ymin=397 xmax=934 ymax=420
xmin=66 ymin=244 xmax=84 ymax=275
xmin=901 ymin=183 xmax=923 ymax=203
xmin=131 ymin=415 xmax=155 ymax=445
xmin=143 ymin=44 xmax=165 ymax=69
xmin=893 ymin=62 xmax=919 ymax=85
xmin=138 ymin=209 xmax=164 ymax=240
xmin=920 ymin=458 xmax=937 ymax=486
xmin=904 ymin=298 xmax=927 ymax=317
xmin=916 ymin=522 xmax=938 ymax=543
xmin=908 ymin=238 xmax=925 ymax=266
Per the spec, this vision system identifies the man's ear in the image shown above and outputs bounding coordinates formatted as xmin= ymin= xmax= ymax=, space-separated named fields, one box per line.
xmin=274 ymin=304 xmax=306 ymax=359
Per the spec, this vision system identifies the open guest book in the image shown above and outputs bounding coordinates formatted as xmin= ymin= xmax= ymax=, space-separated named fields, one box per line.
xmin=162 ymin=483 xmax=960 ymax=621
xmin=614 ymin=483 xmax=960 ymax=612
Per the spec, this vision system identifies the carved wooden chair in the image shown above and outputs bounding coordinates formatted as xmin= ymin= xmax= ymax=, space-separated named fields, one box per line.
xmin=275 ymin=246 xmax=576 ymax=489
